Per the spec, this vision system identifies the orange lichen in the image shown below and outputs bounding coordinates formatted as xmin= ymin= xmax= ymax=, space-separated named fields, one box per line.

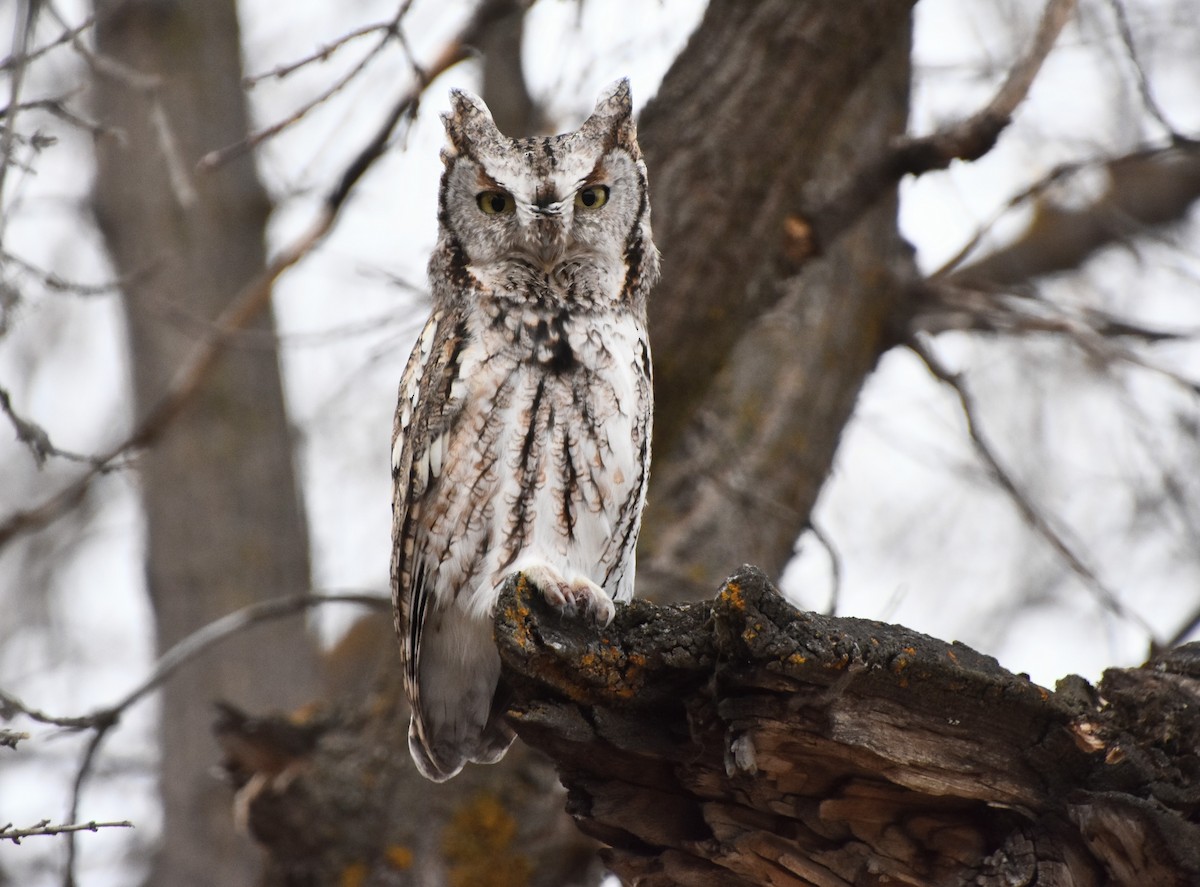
xmin=501 ymin=575 xmax=536 ymax=650
xmin=443 ymin=793 xmax=532 ymax=887
xmin=339 ymin=863 xmax=368 ymax=887
xmin=384 ymin=845 xmax=414 ymax=870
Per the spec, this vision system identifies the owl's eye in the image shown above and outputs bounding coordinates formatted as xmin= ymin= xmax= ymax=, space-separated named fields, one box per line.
xmin=476 ymin=191 xmax=514 ymax=215
xmin=575 ymin=185 xmax=610 ymax=210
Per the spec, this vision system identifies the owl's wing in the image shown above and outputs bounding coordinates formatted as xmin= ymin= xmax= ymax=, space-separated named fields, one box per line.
xmin=391 ymin=308 xmax=467 ymax=713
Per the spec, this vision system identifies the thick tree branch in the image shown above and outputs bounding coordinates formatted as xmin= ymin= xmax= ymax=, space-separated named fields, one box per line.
xmin=494 ymin=567 xmax=1200 ymax=886
xmin=804 ymin=0 xmax=1077 ymax=254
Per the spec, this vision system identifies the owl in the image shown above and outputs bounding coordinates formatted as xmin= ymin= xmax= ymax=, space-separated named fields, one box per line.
xmin=391 ymin=79 xmax=658 ymax=781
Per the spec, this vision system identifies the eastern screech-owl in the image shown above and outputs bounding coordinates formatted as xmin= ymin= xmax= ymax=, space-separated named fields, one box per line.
xmin=391 ymin=79 xmax=658 ymax=781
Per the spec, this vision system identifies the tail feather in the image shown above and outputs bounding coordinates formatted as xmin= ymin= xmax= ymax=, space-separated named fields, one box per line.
xmin=406 ymin=610 xmax=514 ymax=780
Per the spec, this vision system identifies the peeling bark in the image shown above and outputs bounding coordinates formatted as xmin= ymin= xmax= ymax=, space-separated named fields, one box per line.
xmin=494 ymin=567 xmax=1200 ymax=887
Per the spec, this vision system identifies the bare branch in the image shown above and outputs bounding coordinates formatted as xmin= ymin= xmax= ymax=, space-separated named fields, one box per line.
xmin=0 ymin=247 xmax=147 ymax=296
xmin=806 ymin=0 xmax=1077 ymax=252
xmin=0 ymin=592 xmax=386 ymax=732
xmin=1104 ymin=0 xmax=1182 ymax=140
xmin=44 ymin=1 xmax=196 ymax=209
xmin=0 ymin=590 xmax=386 ymax=885
xmin=0 ymin=16 xmax=94 ymax=75
xmin=805 ymin=520 xmax=843 ymax=617
xmin=244 ymin=15 xmax=405 ymax=86
xmin=0 ymin=23 xmax=473 ymax=550
xmin=913 ymin=278 xmax=1199 ymax=349
xmin=0 ymin=819 xmax=133 ymax=845
xmin=0 ymin=0 xmax=39 ymax=246
xmin=908 ymin=334 xmax=1158 ymax=640
xmin=1161 ymin=605 xmax=1200 ymax=655
xmin=948 ymin=143 xmax=1200 ymax=287
xmin=0 ymin=385 xmax=110 ymax=468
xmin=199 ymin=0 xmax=418 ymax=172
xmin=0 ymin=94 xmax=112 ymax=141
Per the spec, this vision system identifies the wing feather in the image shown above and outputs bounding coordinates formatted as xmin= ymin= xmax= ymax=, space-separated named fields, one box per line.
xmin=391 ymin=310 xmax=469 ymax=719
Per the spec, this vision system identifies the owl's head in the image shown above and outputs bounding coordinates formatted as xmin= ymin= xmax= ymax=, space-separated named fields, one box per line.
xmin=436 ymin=79 xmax=657 ymax=311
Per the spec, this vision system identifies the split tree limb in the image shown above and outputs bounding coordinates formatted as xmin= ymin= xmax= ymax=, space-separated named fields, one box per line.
xmin=494 ymin=566 xmax=1200 ymax=887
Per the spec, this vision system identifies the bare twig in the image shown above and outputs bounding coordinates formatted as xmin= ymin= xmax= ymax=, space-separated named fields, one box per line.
xmin=244 ymin=16 xmax=404 ymax=86
xmin=0 ymin=819 xmax=133 ymax=844
xmin=806 ymin=520 xmax=843 ymax=617
xmin=913 ymin=278 xmax=1198 ymax=346
xmin=0 ymin=247 xmax=146 ymax=296
xmin=908 ymin=334 xmax=1157 ymax=640
xmin=45 ymin=1 xmax=196 ymax=209
xmin=0 ymin=590 xmax=387 ymax=885
xmin=0 ymin=14 xmax=479 ymax=551
xmin=1161 ymin=604 xmax=1200 ymax=654
xmin=0 ymin=0 xmax=38 ymax=247
xmin=200 ymin=0 xmax=417 ymax=172
xmin=1104 ymin=0 xmax=1181 ymax=140
xmin=807 ymin=0 xmax=1077 ymax=252
xmin=0 ymin=94 xmax=111 ymax=141
xmin=0 ymin=385 xmax=110 ymax=468
xmin=0 ymin=15 xmax=94 ymax=74
xmin=0 ymin=592 xmax=387 ymax=732
xmin=943 ymin=143 xmax=1200 ymax=286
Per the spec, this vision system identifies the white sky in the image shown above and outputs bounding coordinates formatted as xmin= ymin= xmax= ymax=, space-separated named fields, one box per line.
xmin=2 ymin=0 xmax=1200 ymax=883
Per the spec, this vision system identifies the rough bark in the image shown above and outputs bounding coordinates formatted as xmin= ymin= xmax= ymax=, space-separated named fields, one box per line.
xmin=216 ymin=609 xmax=601 ymax=887
xmin=90 ymin=1 xmax=320 ymax=884
xmin=494 ymin=566 xmax=1200 ymax=887
xmin=636 ymin=0 xmax=919 ymax=600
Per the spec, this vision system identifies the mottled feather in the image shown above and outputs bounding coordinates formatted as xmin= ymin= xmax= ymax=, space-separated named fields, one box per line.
xmin=392 ymin=79 xmax=658 ymax=781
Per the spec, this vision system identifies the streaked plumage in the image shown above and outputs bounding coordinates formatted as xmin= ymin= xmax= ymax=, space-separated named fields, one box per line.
xmin=391 ymin=79 xmax=658 ymax=781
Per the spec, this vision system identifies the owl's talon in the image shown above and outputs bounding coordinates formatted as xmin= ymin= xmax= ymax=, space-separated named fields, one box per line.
xmin=522 ymin=565 xmax=614 ymax=627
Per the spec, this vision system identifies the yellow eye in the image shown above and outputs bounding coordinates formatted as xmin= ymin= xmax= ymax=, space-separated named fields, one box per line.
xmin=575 ymin=185 xmax=610 ymax=210
xmin=477 ymin=191 xmax=514 ymax=215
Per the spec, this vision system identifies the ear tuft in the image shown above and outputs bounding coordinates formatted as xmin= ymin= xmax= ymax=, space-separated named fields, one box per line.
xmin=581 ymin=78 xmax=637 ymax=156
xmin=590 ymin=78 xmax=632 ymax=124
xmin=442 ymin=89 xmax=501 ymax=155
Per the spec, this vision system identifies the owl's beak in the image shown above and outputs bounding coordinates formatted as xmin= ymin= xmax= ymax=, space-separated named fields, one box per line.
xmin=528 ymin=205 xmax=566 ymax=267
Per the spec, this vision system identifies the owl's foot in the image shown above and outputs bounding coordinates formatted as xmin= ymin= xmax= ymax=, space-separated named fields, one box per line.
xmin=521 ymin=564 xmax=615 ymax=627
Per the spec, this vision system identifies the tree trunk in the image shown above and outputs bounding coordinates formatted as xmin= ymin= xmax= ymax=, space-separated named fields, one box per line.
xmin=90 ymin=1 xmax=320 ymax=883
xmin=494 ymin=566 xmax=1200 ymax=886
xmin=637 ymin=0 xmax=918 ymax=600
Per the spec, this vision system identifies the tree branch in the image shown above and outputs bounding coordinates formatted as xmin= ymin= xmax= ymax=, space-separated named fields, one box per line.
xmin=806 ymin=0 xmax=1077 ymax=253
xmin=908 ymin=334 xmax=1157 ymax=639
xmin=0 ymin=819 xmax=133 ymax=845
xmin=0 ymin=18 xmax=476 ymax=551
xmin=494 ymin=567 xmax=1200 ymax=886
xmin=0 ymin=591 xmax=386 ymax=887
xmin=198 ymin=0 xmax=418 ymax=172
xmin=948 ymin=143 xmax=1200 ymax=288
